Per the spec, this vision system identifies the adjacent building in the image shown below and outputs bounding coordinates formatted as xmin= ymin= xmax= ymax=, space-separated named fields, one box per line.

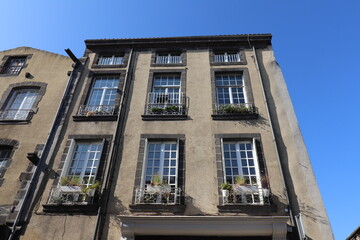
xmin=0 ymin=47 xmax=73 ymax=238
xmin=1 ymin=35 xmax=333 ymax=240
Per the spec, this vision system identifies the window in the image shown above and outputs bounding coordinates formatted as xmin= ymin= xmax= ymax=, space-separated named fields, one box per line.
xmin=66 ymin=142 xmax=103 ymax=187
xmin=215 ymin=134 xmax=270 ymax=206
xmin=0 ymin=148 xmax=11 ymax=170
xmin=0 ymin=89 xmax=38 ymax=120
xmin=78 ymin=77 xmax=119 ymax=116
xmin=145 ymin=74 xmax=187 ymax=116
xmin=211 ymin=69 xmax=257 ymax=119
xmin=213 ymin=51 xmax=240 ymax=63
xmin=97 ymin=55 xmax=124 ymax=65
xmin=135 ymin=140 xmax=181 ymax=205
xmin=155 ymin=53 xmax=182 ymax=64
xmin=0 ymin=57 xmax=26 ymax=75
xmin=47 ymin=140 xmax=104 ymax=206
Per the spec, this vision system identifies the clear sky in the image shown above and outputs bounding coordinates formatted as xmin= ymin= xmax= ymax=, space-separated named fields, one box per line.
xmin=1 ymin=0 xmax=359 ymax=239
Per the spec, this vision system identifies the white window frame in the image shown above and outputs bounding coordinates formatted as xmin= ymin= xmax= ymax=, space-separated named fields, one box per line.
xmin=214 ymin=51 xmax=240 ymax=63
xmin=4 ymin=89 xmax=38 ymax=120
xmin=97 ymin=55 xmax=124 ymax=65
xmin=151 ymin=74 xmax=181 ymax=105
xmin=141 ymin=140 xmax=179 ymax=189
xmin=87 ymin=77 xmax=119 ymax=107
xmin=61 ymin=140 xmax=104 ymax=188
xmin=221 ymin=138 xmax=261 ymax=186
xmin=215 ymin=73 xmax=247 ymax=105
xmin=155 ymin=53 xmax=182 ymax=64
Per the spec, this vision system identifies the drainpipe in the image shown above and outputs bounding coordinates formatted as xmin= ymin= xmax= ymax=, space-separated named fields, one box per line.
xmin=7 ymin=49 xmax=82 ymax=240
xmin=250 ymin=41 xmax=295 ymax=225
xmin=92 ymin=49 xmax=135 ymax=240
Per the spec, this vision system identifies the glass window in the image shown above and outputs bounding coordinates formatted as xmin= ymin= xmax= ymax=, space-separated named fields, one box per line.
xmin=213 ymin=51 xmax=240 ymax=63
xmin=152 ymin=75 xmax=181 ymax=104
xmin=66 ymin=142 xmax=103 ymax=187
xmin=216 ymin=74 xmax=246 ymax=104
xmin=87 ymin=77 xmax=119 ymax=106
xmin=144 ymin=141 xmax=178 ymax=188
xmin=0 ymin=57 xmax=26 ymax=75
xmin=156 ymin=53 xmax=182 ymax=64
xmin=0 ymin=148 xmax=11 ymax=170
xmin=223 ymin=141 xmax=259 ymax=185
xmin=1 ymin=89 xmax=38 ymax=120
xmin=97 ymin=55 xmax=124 ymax=65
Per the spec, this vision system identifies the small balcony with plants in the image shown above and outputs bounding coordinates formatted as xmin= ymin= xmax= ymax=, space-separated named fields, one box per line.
xmin=142 ymin=92 xmax=188 ymax=120
xmin=43 ymin=177 xmax=101 ymax=213
xmin=212 ymin=103 xmax=258 ymax=120
xmin=73 ymin=105 xmax=117 ymax=121
xmin=130 ymin=175 xmax=185 ymax=213
xmin=220 ymin=176 xmax=270 ymax=206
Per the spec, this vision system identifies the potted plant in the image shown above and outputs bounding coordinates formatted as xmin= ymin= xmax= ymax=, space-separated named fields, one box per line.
xmin=221 ymin=182 xmax=232 ymax=197
xmin=151 ymin=107 xmax=164 ymax=114
xmin=261 ymin=176 xmax=271 ymax=197
xmin=233 ymin=176 xmax=258 ymax=194
xmin=82 ymin=180 xmax=101 ymax=197
xmin=86 ymin=111 xmax=95 ymax=117
xmin=59 ymin=177 xmax=82 ymax=192
xmin=164 ymin=105 xmax=179 ymax=113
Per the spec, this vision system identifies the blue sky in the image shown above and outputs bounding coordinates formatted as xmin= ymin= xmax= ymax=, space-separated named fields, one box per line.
xmin=1 ymin=1 xmax=359 ymax=239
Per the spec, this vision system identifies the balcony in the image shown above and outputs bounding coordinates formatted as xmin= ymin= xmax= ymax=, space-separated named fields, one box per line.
xmin=134 ymin=186 xmax=182 ymax=205
xmin=155 ymin=55 xmax=182 ymax=64
xmin=212 ymin=103 xmax=258 ymax=120
xmin=0 ymin=109 xmax=33 ymax=121
xmin=221 ymin=186 xmax=270 ymax=206
xmin=213 ymin=53 xmax=240 ymax=63
xmin=73 ymin=105 xmax=117 ymax=121
xmin=43 ymin=186 xmax=98 ymax=213
xmin=142 ymin=93 xmax=188 ymax=120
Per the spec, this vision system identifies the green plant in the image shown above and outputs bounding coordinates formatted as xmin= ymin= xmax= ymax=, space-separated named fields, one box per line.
xmin=60 ymin=177 xmax=82 ymax=186
xmin=82 ymin=180 xmax=101 ymax=194
xmin=234 ymin=176 xmax=246 ymax=185
xmin=221 ymin=182 xmax=233 ymax=191
xmin=221 ymin=104 xmax=249 ymax=113
xmin=164 ymin=105 xmax=179 ymax=112
xmin=151 ymin=175 xmax=162 ymax=186
xmin=151 ymin=107 xmax=164 ymax=114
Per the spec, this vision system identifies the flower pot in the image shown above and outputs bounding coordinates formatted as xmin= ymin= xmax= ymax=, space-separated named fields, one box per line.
xmin=221 ymin=189 xmax=229 ymax=197
xmin=88 ymin=189 xmax=96 ymax=197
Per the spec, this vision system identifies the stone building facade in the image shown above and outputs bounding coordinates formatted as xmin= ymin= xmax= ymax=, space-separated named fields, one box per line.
xmin=2 ymin=35 xmax=333 ymax=240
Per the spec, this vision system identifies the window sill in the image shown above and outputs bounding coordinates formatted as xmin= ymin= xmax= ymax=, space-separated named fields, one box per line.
xmin=210 ymin=61 xmax=246 ymax=66
xmin=129 ymin=204 xmax=186 ymax=213
xmin=42 ymin=203 xmax=99 ymax=214
xmin=0 ymin=73 xmax=20 ymax=77
xmin=217 ymin=204 xmax=277 ymax=214
xmin=91 ymin=64 xmax=127 ymax=69
xmin=150 ymin=63 xmax=186 ymax=67
xmin=141 ymin=114 xmax=188 ymax=121
xmin=211 ymin=113 xmax=258 ymax=120
xmin=72 ymin=115 xmax=118 ymax=122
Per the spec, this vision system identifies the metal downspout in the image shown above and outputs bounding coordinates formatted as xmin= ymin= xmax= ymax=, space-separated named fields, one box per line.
xmin=251 ymin=43 xmax=295 ymax=226
xmin=8 ymin=55 xmax=81 ymax=240
xmin=92 ymin=49 xmax=134 ymax=240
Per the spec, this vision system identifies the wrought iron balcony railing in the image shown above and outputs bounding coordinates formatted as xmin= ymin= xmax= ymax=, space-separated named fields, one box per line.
xmin=134 ymin=186 xmax=182 ymax=205
xmin=77 ymin=105 xmax=116 ymax=116
xmin=155 ymin=55 xmax=182 ymax=64
xmin=47 ymin=186 xmax=95 ymax=205
xmin=213 ymin=103 xmax=257 ymax=115
xmin=221 ymin=185 xmax=270 ymax=205
xmin=0 ymin=109 xmax=33 ymax=121
xmin=213 ymin=53 xmax=240 ymax=63
xmin=145 ymin=92 xmax=187 ymax=115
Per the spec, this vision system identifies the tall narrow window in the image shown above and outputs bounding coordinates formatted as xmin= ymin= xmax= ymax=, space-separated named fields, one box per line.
xmin=66 ymin=142 xmax=103 ymax=187
xmin=0 ymin=57 xmax=26 ymax=75
xmin=216 ymin=73 xmax=246 ymax=105
xmin=152 ymin=74 xmax=181 ymax=105
xmin=0 ymin=89 xmax=38 ymax=120
xmin=97 ymin=55 xmax=124 ymax=65
xmin=78 ymin=77 xmax=119 ymax=116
